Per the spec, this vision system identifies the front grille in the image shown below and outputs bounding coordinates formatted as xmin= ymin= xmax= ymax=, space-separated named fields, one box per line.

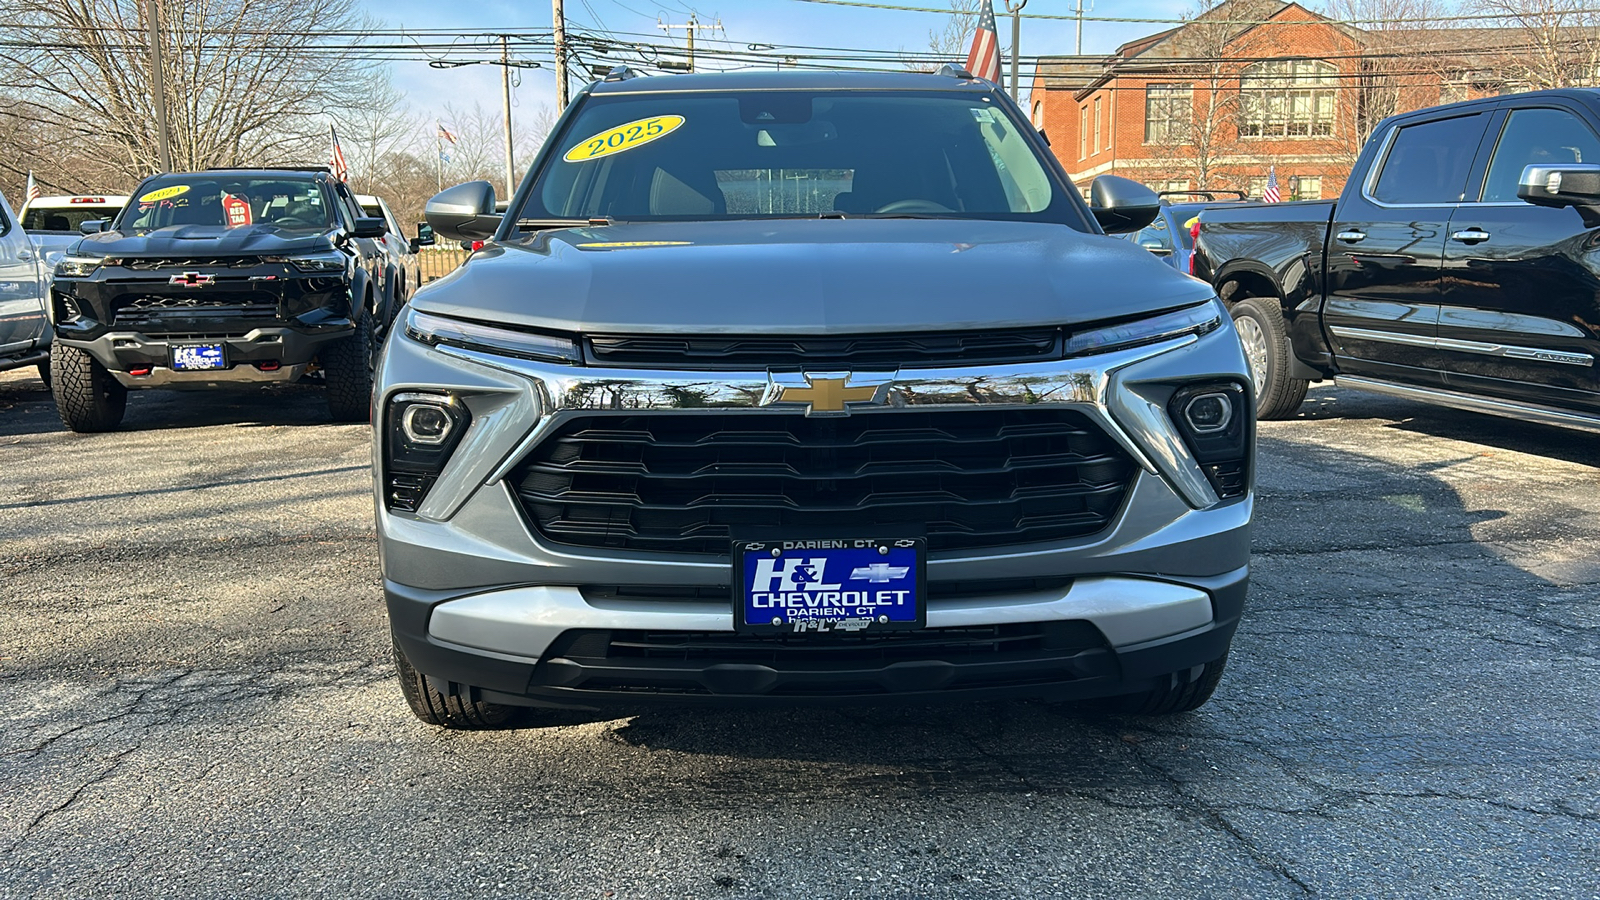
xmin=510 ymin=409 xmax=1136 ymax=555
xmin=120 ymin=257 xmax=263 ymax=270
xmin=112 ymin=292 xmax=279 ymax=325
xmin=532 ymin=623 xmax=1113 ymax=696
xmin=586 ymin=329 xmax=1061 ymax=369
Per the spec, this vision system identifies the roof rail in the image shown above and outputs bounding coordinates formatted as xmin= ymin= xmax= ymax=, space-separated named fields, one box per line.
xmin=937 ymin=63 xmax=976 ymax=80
xmin=602 ymin=65 xmax=641 ymax=82
xmin=203 ymin=165 xmax=331 ymax=174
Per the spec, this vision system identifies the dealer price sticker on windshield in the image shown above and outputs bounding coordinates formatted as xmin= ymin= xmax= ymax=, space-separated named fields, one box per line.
xmin=563 ymin=115 xmax=685 ymax=163
xmin=733 ymin=538 xmax=926 ymax=635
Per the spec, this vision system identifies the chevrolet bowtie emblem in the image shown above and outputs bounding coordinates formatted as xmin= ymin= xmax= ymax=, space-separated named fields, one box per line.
xmin=170 ymin=271 xmax=214 ymax=287
xmin=770 ymin=374 xmax=887 ymax=415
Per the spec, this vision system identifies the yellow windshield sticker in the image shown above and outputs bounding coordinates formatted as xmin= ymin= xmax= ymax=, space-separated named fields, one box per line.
xmin=575 ymin=241 xmax=692 ymax=250
xmin=563 ymin=116 xmax=685 ymax=163
xmin=138 ymin=184 xmax=190 ymax=203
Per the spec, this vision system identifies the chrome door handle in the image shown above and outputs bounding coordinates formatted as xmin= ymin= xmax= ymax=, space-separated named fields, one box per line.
xmin=1335 ymin=230 xmax=1366 ymax=243
xmin=16 ymin=249 xmax=32 ymax=260
xmin=1451 ymin=229 xmax=1491 ymax=243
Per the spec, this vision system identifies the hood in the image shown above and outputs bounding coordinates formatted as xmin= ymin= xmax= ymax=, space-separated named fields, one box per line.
xmin=412 ymin=218 xmax=1214 ymax=335
xmin=76 ymin=224 xmax=336 ymax=258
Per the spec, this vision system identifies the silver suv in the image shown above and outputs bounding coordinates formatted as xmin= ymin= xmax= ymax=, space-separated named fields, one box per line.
xmin=376 ymin=68 xmax=1254 ymax=728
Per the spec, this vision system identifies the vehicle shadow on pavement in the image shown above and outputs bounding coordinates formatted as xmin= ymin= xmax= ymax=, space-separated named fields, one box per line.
xmin=0 ymin=370 xmax=353 ymax=437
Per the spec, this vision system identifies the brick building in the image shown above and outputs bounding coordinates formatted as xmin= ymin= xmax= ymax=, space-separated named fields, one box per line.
xmin=1029 ymin=1 xmax=1517 ymax=200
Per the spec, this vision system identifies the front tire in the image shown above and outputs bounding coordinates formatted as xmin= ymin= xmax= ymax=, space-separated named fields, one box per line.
xmin=1231 ymin=297 xmax=1309 ymax=419
xmin=50 ymin=342 xmax=126 ymax=432
xmin=393 ymin=639 xmax=520 ymax=729
xmin=322 ymin=309 xmax=373 ymax=423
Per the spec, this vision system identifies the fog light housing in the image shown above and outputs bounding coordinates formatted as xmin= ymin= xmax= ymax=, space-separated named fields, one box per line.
xmin=1169 ymin=382 xmax=1251 ymax=500
xmin=384 ymin=392 xmax=471 ymax=512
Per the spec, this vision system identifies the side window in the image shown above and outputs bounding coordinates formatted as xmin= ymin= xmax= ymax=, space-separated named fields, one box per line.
xmin=1369 ymin=114 xmax=1485 ymax=205
xmin=329 ymin=183 xmax=358 ymax=229
xmin=1480 ymin=108 xmax=1600 ymax=203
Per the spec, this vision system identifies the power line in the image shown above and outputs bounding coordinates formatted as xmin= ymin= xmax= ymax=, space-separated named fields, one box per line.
xmin=781 ymin=0 xmax=1600 ymax=27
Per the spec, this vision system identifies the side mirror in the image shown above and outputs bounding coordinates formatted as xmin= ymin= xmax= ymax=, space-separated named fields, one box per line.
xmin=409 ymin=223 xmax=436 ymax=252
xmin=1137 ymin=236 xmax=1172 ymax=256
xmin=352 ymin=216 xmax=387 ymax=238
xmin=1519 ymin=164 xmax=1600 ymax=221
xmin=425 ymin=181 xmax=501 ymax=242
xmin=1089 ymin=175 xmax=1160 ymax=234
xmin=79 ymin=218 xmax=109 ymax=234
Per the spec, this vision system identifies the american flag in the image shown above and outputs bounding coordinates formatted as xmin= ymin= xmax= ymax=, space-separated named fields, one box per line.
xmin=965 ymin=0 xmax=1001 ymax=84
xmin=25 ymin=170 xmax=40 ymax=202
xmin=329 ymin=124 xmax=349 ymax=182
xmin=1263 ymin=165 xmax=1281 ymax=203
xmin=436 ymin=122 xmax=457 ymax=145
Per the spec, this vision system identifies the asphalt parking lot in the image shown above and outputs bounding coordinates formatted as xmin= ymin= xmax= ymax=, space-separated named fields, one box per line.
xmin=1 ymin=368 xmax=1596 ymax=899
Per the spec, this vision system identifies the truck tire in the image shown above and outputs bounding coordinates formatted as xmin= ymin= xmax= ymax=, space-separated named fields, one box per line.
xmin=322 ymin=309 xmax=373 ymax=423
xmin=1231 ymin=297 xmax=1309 ymax=419
xmin=393 ymin=639 xmax=520 ymax=729
xmin=50 ymin=342 xmax=126 ymax=432
xmin=1103 ymin=654 xmax=1228 ymax=715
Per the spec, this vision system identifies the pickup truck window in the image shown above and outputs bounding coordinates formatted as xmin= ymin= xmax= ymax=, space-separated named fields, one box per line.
xmin=1481 ymin=108 xmax=1600 ymax=202
xmin=1370 ymin=114 xmax=1484 ymax=205
xmin=530 ymin=90 xmax=1080 ymax=226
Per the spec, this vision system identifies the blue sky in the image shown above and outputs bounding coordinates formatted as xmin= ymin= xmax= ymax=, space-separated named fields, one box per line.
xmin=372 ymin=0 xmax=1195 ymax=123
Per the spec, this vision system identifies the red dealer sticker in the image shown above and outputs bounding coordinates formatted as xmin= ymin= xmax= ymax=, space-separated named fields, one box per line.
xmin=223 ymin=194 xmax=253 ymax=228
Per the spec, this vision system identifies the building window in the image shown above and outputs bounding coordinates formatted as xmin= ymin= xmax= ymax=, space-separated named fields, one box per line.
xmin=1247 ymin=176 xmax=1268 ymax=199
xmin=1152 ymin=179 xmax=1191 ymax=194
xmin=1295 ymin=175 xmax=1322 ymax=200
xmin=1033 ymin=100 xmax=1044 ymax=127
xmin=1079 ymin=106 xmax=1088 ymax=159
xmin=1145 ymin=84 xmax=1193 ymax=143
xmin=1093 ymin=96 xmax=1102 ymax=153
xmin=1239 ymin=59 xmax=1337 ymax=138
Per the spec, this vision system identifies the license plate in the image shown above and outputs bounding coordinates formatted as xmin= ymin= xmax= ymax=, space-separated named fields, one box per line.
xmin=733 ymin=538 xmax=926 ymax=635
xmin=170 ymin=342 xmax=226 ymax=371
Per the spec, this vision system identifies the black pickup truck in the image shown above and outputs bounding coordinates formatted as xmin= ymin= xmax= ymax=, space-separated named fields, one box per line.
xmin=1194 ymin=89 xmax=1600 ymax=430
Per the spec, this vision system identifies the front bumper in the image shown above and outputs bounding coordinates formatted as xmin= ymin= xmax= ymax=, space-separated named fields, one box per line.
xmin=55 ymin=324 xmax=351 ymax=388
xmin=375 ymin=312 xmax=1255 ymax=709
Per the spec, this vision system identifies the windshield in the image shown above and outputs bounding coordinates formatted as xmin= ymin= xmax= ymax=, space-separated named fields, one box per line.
xmin=526 ymin=90 xmax=1079 ymax=226
xmin=23 ymin=205 xmax=125 ymax=233
xmin=118 ymin=176 xmax=334 ymax=232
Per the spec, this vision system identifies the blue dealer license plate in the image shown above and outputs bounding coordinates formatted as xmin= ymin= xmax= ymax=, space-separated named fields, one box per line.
xmin=733 ymin=538 xmax=926 ymax=635
xmin=170 ymin=342 xmax=226 ymax=371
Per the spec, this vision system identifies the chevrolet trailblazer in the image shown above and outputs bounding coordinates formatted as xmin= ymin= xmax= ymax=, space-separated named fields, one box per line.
xmin=377 ymin=67 xmax=1255 ymax=727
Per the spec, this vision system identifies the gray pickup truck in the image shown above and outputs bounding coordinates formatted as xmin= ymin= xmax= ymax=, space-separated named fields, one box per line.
xmin=375 ymin=67 xmax=1255 ymax=729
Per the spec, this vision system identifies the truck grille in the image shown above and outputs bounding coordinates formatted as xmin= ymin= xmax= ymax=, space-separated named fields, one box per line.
xmin=585 ymin=329 xmax=1061 ymax=369
xmin=509 ymin=408 xmax=1136 ymax=555
xmin=120 ymin=257 xmax=262 ymax=270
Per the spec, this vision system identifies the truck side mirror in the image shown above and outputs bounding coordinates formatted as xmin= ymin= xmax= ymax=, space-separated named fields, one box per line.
xmin=79 ymin=218 xmax=109 ymax=234
xmin=410 ymin=222 xmax=436 ymax=252
xmin=425 ymin=181 xmax=501 ymax=242
xmin=353 ymin=216 xmax=388 ymax=238
xmin=1519 ymin=164 xmax=1600 ymax=223
xmin=1089 ymin=175 xmax=1160 ymax=234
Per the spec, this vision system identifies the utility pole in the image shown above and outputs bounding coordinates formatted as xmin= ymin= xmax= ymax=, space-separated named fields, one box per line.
xmin=658 ymin=16 xmax=721 ymax=73
xmin=145 ymin=0 xmax=171 ymax=172
xmin=1074 ymin=0 xmax=1086 ymax=55
xmin=552 ymin=0 xmax=569 ymax=108
xmin=501 ymin=35 xmax=515 ymax=200
xmin=1005 ymin=0 xmax=1027 ymax=102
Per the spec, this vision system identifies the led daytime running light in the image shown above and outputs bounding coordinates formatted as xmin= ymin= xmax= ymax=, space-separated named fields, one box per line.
xmin=406 ymin=308 xmax=581 ymax=364
xmin=1064 ymin=302 xmax=1222 ymax=357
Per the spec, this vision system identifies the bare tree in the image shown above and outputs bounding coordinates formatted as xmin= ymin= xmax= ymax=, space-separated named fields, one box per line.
xmin=1471 ymin=0 xmax=1600 ymax=88
xmin=0 ymin=0 xmax=389 ymax=188
xmin=904 ymin=0 xmax=987 ymax=72
xmin=437 ymin=101 xmax=554 ymax=192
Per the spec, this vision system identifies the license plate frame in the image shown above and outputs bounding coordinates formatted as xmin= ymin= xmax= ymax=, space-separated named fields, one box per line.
xmin=732 ymin=537 xmax=926 ymax=635
xmin=169 ymin=342 xmax=227 ymax=372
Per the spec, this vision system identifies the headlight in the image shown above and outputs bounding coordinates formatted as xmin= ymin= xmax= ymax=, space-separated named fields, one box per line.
xmin=405 ymin=308 xmax=581 ymax=365
xmin=54 ymin=255 xmax=103 ymax=278
xmin=1065 ymin=301 xmax=1222 ymax=357
xmin=284 ymin=251 xmax=347 ymax=273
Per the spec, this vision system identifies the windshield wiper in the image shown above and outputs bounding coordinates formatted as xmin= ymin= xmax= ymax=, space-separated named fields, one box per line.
xmin=514 ymin=218 xmax=597 ymax=232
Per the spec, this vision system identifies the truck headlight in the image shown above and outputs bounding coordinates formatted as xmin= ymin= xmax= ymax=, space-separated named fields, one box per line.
xmin=285 ymin=251 xmax=347 ymax=273
xmin=1065 ymin=301 xmax=1222 ymax=357
xmin=1169 ymin=382 xmax=1251 ymax=499
xmin=405 ymin=308 xmax=581 ymax=364
xmin=54 ymin=256 xmax=103 ymax=278
xmin=384 ymin=392 xmax=472 ymax=512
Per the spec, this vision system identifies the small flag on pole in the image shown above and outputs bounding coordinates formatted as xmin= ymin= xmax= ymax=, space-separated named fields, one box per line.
xmin=436 ymin=122 xmax=458 ymax=145
xmin=329 ymin=125 xmax=349 ymax=182
xmin=965 ymin=0 xmax=1001 ymax=84
xmin=25 ymin=170 xmax=40 ymax=202
xmin=1263 ymin=165 xmax=1282 ymax=203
